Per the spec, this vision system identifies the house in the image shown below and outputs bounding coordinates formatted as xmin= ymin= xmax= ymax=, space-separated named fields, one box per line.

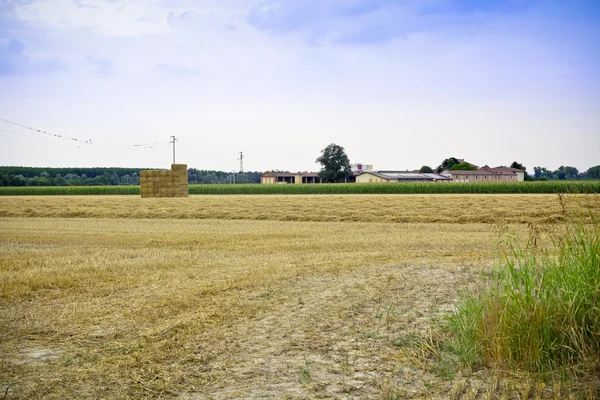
xmin=442 ymin=167 xmax=525 ymax=182
xmin=351 ymin=163 xmax=374 ymax=172
xmin=356 ymin=171 xmax=451 ymax=183
xmin=261 ymin=171 xmax=322 ymax=184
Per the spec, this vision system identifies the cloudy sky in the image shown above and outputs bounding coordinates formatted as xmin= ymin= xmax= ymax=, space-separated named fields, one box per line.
xmin=1 ymin=0 xmax=599 ymax=172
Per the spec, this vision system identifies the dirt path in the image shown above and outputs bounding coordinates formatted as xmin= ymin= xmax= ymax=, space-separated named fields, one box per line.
xmin=181 ymin=263 xmax=476 ymax=399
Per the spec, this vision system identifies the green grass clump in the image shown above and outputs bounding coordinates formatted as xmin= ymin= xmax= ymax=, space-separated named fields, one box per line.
xmin=448 ymin=211 xmax=600 ymax=381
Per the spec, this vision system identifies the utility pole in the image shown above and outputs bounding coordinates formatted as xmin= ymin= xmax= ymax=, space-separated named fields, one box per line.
xmin=238 ymin=151 xmax=244 ymax=173
xmin=169 ymin=136 xmax=177 ymax=164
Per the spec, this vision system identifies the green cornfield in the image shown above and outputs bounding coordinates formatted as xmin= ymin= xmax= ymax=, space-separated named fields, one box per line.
xmin=190 ymin=181 xmax=600 ymax=194
xmin=1 ymin=181 xmax=598 ymax=195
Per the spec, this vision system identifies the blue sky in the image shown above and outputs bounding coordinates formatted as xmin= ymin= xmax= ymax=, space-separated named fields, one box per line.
xmin=1 ymin=0 xmax=599 ymax=172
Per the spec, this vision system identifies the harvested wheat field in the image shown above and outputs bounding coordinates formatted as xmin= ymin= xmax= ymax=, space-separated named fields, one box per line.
xmin=0 ymin=194 xmax=598 ymax=399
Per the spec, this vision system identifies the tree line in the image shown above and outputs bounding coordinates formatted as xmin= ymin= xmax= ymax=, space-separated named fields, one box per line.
xmin=0 ymin=167 xmax=262 ymax=186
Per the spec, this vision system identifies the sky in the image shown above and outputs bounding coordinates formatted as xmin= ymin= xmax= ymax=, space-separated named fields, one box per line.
xmin=0 ymin=0 xmax=599 ymax=173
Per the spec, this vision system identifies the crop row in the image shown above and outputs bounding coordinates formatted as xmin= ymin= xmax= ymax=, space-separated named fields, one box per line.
xmin=188 ymin=181 xmax=600 ymax=194
xmin=0 ymin=181 xmax=599 ymax=196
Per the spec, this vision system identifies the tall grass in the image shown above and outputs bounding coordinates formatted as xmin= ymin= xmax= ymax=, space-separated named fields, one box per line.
xmin=448 ymin=198 xmax=600 ymax=382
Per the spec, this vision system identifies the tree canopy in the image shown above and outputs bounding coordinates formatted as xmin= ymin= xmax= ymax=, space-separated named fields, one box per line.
xmin=419 ymin=165 xmax=434 ymax=173
xmin=316 ymin=143 xmax=351 ymax=183
xmin=450 ymin=162 xmax=477 ymax=171
xmin=510 ymin=161 xmax=526 ymax=170
xmin=533 ymin=165 xmax=582 ymax=180
xmin=0 ymin=167 xmax=263 ymax=186
xmin=436 ymin=157 xmax=460 ymax=173
xmin=587 ymin=165 xmax=600 ymax=180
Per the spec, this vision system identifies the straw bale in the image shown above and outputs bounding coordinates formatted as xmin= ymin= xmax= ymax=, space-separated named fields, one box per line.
xmin=141 ymin=164 xmax=188 ymax=198
xmin=172 ymin=163 xmax=187 ymax=171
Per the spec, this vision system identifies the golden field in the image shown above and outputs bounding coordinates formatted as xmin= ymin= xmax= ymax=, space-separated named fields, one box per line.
xmin=1 ymin=193 xmax=599 ymax=223
xmin=0 ymin=194 xmax=598 ymax=399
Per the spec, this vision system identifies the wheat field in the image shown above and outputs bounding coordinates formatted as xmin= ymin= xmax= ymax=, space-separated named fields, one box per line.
xmin=1 ymin=194 xmax=598 ymax=399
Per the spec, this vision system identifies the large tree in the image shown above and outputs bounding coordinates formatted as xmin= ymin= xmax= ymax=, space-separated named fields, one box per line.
xmin=419 ymin=165 xmax=434 ymax=173
xmin=510 ymin=161 xmax=533 ymax=180
xmin=587 ymin=165 xmax=600 ymax=180
xmin=451 ymin=162 xmax=477 ymax=171
xmin=436 ymin=157 xmax=460 ymax=173
xmin=510 ymin=161 xmax=526 ymax=170
xmin=316 ymin=143 xmax=351 ymax=183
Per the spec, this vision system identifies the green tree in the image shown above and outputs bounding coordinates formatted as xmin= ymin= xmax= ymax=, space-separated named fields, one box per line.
xmin=436 ymin=157 xmax=460 ymax=173
xmin=534 ymin=166 xmax=544 ymax=180
xmin=451 ymin=162 xmax=477 ymax=171
xmin=316 ymin=143 xmax=351 ymax=183
xmin=111 ymin=172 xmax=120 ymax=185
xmin=419 ymin=165 xmax=434 ymax=173
xmin=53 ymin=174 xmax=66 ymax=186
xmin=510 ymin=161 xmax=532 ymax=180
xmin=10 ymin=175 xmax=27 ymax=186
xmin=586 ymin=165 xmax=600 ymax=180
xmin=554 ymin=166 xmax=579 ymax=180
xmin=510 ymin=161 xmax=525 ymax=170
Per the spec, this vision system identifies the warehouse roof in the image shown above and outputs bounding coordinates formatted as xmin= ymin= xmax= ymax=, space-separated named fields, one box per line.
xmin=446 ymin=167 xmax=525 ymax=176
xmin=358 ymin=171 xmax=451 ymax=181
xmin=261 ymin=171 xmax=320 ymax=177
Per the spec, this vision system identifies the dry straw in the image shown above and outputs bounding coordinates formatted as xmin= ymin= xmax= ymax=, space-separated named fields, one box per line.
xmin=140 ymin=164 xmax=188 ymax=198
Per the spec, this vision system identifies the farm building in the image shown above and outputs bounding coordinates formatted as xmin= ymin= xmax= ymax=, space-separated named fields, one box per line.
xmin=261 ymin=171 xmax=322 ymax=184
xmin=442 ymin=167 xmax=525 ymax=182
xmin=356 ymin=171 xmax=451 ymax=183
xmin=351 ymin=163 xmax=374 ymax=172
xmin=140 ymin=164 xmax=188 ymax=197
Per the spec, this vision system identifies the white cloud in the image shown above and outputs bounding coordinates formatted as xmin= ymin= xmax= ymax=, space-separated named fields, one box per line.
xmin=1 ymin=0 xmax=599 ymax=171
xmin=15 ymin=0 xmax=173 ymax=36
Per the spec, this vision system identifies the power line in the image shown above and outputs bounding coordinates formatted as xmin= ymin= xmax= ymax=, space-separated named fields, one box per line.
xmin=185 ymin=149 xmax=203 ymax=158
xmin=0 ymin=116 xmax=167 ymax=149
xmin=238 ymin=151 xmax=244 ymax=173
xmin=0 ymin=116 xmax=92 ymax=145
xmin=169 ymin=136 xmax=178 ymax=164
xmin=0 ymin=127 xmax=86 ymax=149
